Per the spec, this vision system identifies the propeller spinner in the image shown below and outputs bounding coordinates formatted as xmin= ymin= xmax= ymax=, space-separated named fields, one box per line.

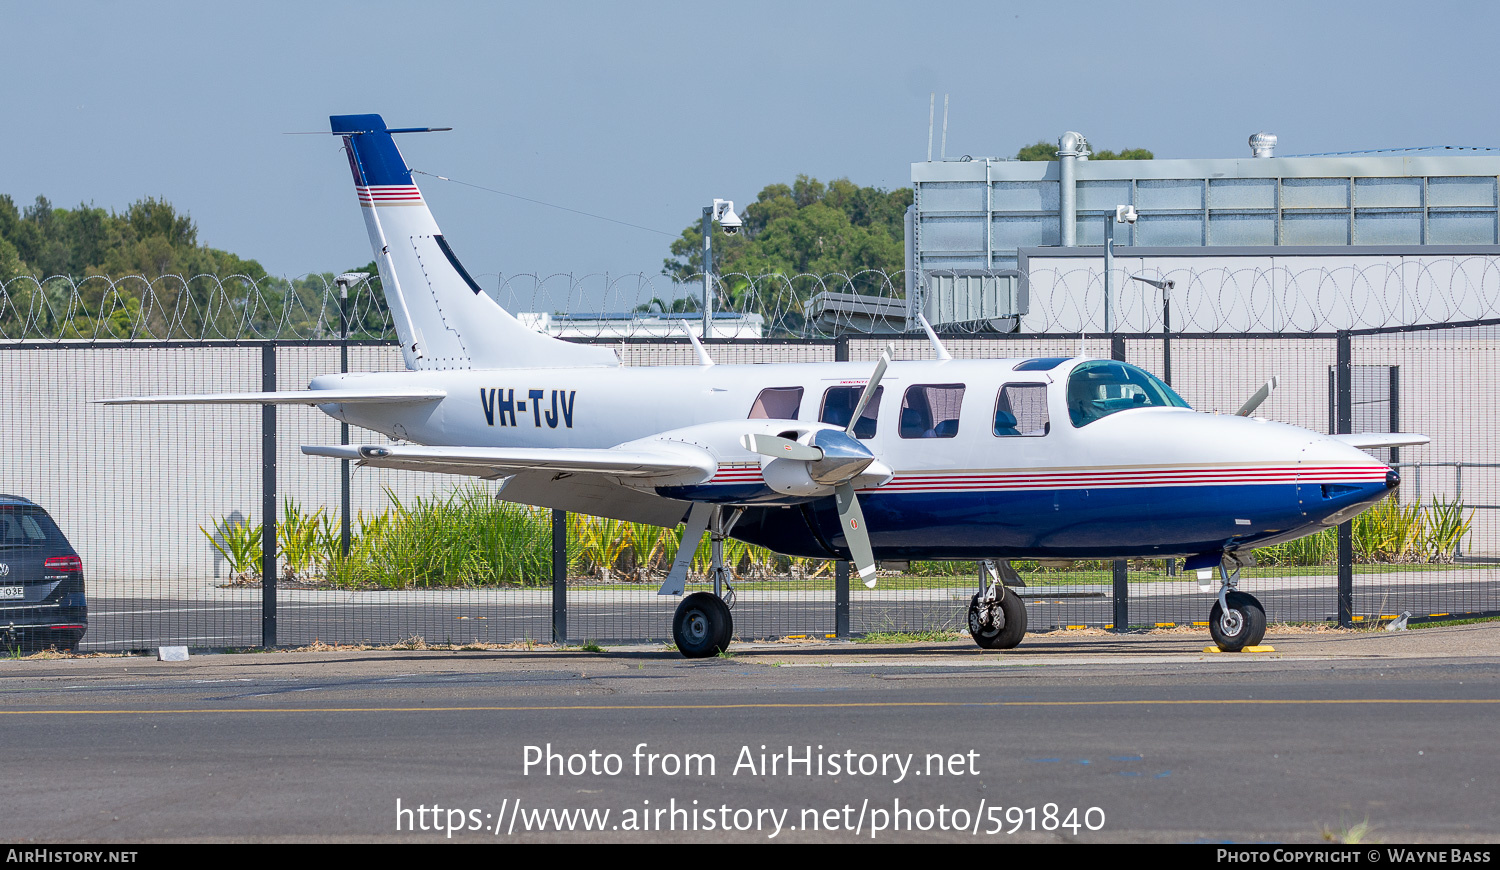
xmin=742 ymin=345 xmax=894 ymax=588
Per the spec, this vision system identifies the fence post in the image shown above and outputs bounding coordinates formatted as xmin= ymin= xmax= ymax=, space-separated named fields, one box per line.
xmin=835 ymin=561 xmax=850 ymax=638
xmin=1336 ymin=332 xmax=1354 ymax=628
xmin=834 ymin=335 xmax=850 ymax=363
xmin=340 ymin=295 xmax=351 ymax=559
xmin=552 ymin=509 xmax=568 ymax=645
xmin=1110 ymin=335 xmax=1129 ymax=630
xmin=261 ymin=343 xmax=278 ymax=648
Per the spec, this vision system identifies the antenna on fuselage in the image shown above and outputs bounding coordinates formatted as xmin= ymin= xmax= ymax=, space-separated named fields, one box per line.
xmin=679 ymin=321 xmax=714 ymax=366
xmin=915 ymin=312 xmax=952 ymax=361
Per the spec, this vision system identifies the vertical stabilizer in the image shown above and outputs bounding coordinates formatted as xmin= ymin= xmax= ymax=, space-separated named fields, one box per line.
xmin=331 ymin=113 xmax=618 ymax=371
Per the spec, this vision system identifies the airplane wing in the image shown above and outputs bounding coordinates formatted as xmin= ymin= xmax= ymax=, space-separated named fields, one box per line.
xmin=496 ymin=471 xmax=693 ymax=527
xmin=102 ymin=389 xmax=446 ymax=406
xmin=302 ymin=443 xmax=714 ymax=527
xmin=1330 ymin=433 xmax=1431 ymax=449
xmin=301 ymin=443 xmax=716 ymax=481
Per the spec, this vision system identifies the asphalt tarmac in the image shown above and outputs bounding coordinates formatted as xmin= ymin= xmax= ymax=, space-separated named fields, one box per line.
xmin=3 ymin=622 xmax=1498 ymax=843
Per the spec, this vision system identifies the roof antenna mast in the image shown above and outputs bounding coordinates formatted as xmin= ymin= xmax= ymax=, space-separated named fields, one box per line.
xmin=926 ymin=93 xmax=935 ymax=162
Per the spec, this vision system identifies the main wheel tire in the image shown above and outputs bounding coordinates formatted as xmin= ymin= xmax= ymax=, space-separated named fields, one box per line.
xmin=968 ymin=590 xmax=1027 ymax=650
xmin=673 ymin=592 xmax=733 ymax=658
xmin=1209 ymin=591 xmax=1266 ymax=652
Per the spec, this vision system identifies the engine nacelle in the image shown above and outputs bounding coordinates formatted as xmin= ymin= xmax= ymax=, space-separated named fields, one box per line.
xmin=761 ymin=456 xmax=826 ymax=496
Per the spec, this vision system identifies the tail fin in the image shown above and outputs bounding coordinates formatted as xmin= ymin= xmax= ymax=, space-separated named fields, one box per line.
xmin=330 ymin=113 xmax=617 ymax=371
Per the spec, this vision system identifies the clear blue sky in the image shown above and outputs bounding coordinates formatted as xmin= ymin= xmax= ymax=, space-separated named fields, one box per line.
xmin=9 ymin=0 xmax=1497 ymax=283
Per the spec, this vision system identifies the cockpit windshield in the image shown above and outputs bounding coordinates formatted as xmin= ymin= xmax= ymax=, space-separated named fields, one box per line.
xmin=1066 ymin=361 xmax=1190 ymax=427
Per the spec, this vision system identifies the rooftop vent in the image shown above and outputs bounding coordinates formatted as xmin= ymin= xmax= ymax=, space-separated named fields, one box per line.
xmin=1249 ymin=132 xmax=1277 ymax=158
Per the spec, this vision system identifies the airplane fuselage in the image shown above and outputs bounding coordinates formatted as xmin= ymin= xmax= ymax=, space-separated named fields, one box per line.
xmin=311 ymin=356 xmax=1394 ymax=563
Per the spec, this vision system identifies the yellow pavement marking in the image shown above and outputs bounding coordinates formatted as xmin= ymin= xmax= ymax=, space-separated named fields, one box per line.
xmin=1202 ymin=645 xmax=1277 ymax=653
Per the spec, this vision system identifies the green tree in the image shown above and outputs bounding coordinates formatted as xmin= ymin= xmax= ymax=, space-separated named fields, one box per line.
xmin=662 ymin=175 xmax=912 ymax=281
xmin=1015 ymin=141 xmax=1154 ymax=161
xmin=0 ymin=193 xmax=375 ymax=339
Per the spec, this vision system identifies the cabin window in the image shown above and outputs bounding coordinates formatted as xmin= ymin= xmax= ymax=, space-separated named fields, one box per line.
xmin=994 ymin=384 xmax=1050 ymax=436
xmin=1066 ymin=361 xmax=1189 ymax=427
xmin=898 ymin=384 xmax=965 ymax=439
xmin=748 ymin=387 xmax=803 ymax=420
xmin=819 ymin=386 xmax=883 ymax=439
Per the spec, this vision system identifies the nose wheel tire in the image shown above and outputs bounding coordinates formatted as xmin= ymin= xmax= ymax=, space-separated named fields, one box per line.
xmin=673 ymin=592 xmax=734 ymax=658
xmin=1209 ymin=591 xmax=1266 ymax=652
xmin=968 ymin=590 xmax=1028 ymax=650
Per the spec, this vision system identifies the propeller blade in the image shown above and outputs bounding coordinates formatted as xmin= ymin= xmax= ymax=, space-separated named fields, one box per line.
xmin=834 ymin=482 xmax=879 ymax=588
xmin=741 ymin=433 xmax=822 ymax=461
xmin=846 ymin=344 xmax=894 ymax=438
xmin=1235 ymin=376 xmax=1280 ymax=417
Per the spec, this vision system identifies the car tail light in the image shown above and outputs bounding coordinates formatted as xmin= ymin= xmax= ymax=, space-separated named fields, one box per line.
xmin=44 ymin=555 xmax=83 ymax=572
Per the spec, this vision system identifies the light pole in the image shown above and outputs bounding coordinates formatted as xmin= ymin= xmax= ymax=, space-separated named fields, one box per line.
xmin=701 ymin=198 xmax=743 ymax=339
xmin=334 ymin=271 xmax=368 ymax=559
xmin=1102 ymin=205 xmax=1137 ymax=333
xmin=1130 ymin=275 xmax=1176 ymax=386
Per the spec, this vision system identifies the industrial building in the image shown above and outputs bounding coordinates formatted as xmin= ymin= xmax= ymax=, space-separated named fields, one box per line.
xmin=903 ymin=133 xmax=1500 ymax=333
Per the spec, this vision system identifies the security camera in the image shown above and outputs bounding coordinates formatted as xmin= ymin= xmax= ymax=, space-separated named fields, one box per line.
xmin=713 ymin=199 xmax=743 ymax=235
xmin=1115 ymin=205 xmax=1138 ymax=224
xmin=335 ymin=271 xmax=370 ymax=297
xmin=1130 ymin=275 xmax=1175 ymax=292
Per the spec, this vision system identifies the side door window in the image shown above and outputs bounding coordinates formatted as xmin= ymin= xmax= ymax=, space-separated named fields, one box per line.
xmin=898 ymin=384 xmax=965 ymax=439
xmin=994 ymin=384 xmax=1050 ymax=436
xmin=748 ymin=387 xmax=803 ymax=420
xmin=819 ymin=386 xmax=883 ymax=439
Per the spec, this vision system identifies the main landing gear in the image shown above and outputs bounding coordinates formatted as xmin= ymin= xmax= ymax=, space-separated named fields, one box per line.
xmin=673 ymin=592 xmax=733 ymax=658
xmin=968 ymin=559 xmax=1028 ymax=650
xmin=1208 ymin=558 xmax=1266 ymax=652
xmin=670 ymin=507 xmax=740 ymax=658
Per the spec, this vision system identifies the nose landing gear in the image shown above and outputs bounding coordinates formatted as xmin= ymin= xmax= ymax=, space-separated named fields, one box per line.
xmin=968 ymin=559 xmax=1028 ymax=649
xmin=1208 ymin=558 xmax=1266 ymax=651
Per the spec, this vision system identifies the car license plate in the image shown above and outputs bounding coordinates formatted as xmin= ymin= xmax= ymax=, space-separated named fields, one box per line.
xmin=0 ymin=586 xmax=23 ymax=600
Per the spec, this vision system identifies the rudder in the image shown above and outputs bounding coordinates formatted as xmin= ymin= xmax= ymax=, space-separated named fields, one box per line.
xmin=331 ymin=113 xmax=617 ymax=371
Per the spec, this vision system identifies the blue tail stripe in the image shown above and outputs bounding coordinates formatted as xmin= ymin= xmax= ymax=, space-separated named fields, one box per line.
xmin=330 ymin=114 xmax=413 ymax=187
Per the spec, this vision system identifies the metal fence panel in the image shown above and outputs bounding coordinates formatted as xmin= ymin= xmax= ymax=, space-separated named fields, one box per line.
xmin=5 ymin=346 xmax=263 ymax=649
xmin=1347 ymin=332 xmax=1500 ymax=624
xmin=5 ymin=324 xmax=1498 ymax=652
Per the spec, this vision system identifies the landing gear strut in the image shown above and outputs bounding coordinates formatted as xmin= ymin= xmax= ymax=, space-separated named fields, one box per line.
xmin=670 ymin=507 xmax=740 ymax=658
xmin=968 ymin=559 xmax=1027 ymax=650
xmin=1208 ymin=557 xmax=1266 ymax=651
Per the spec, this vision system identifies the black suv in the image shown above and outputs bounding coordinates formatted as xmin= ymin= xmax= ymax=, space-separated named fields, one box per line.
xmin=0 ymin=495 xmax=87 ymax=652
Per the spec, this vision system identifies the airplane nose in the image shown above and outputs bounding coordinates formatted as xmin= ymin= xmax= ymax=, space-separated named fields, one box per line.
xmin=1386 ymin=468 xmax=1400 ymax=490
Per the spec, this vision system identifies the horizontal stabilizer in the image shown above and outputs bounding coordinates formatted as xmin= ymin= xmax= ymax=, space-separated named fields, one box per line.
xmin=1331 ymin=433 xmax=1431 ymax=449
xmin=101 ymin=389 xmax=447 ymax=406
xmin=302 ymin=443 xmax=716 ymax=481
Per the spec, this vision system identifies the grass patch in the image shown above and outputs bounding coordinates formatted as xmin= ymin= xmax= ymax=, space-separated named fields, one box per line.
xmin=855 ymin=629 xmax=964 ymax=644
xmin=1321 ymin=815 xmax=1376 ymax=844
xmin=1411 ymin=614 xmax=1500 ymax=630
xmin=578 ymin=641 xmax=605 ymax=653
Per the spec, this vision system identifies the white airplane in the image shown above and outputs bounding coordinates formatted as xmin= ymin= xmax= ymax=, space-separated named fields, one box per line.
xmin=109 ymin=114 xmax=1430 ymax=657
